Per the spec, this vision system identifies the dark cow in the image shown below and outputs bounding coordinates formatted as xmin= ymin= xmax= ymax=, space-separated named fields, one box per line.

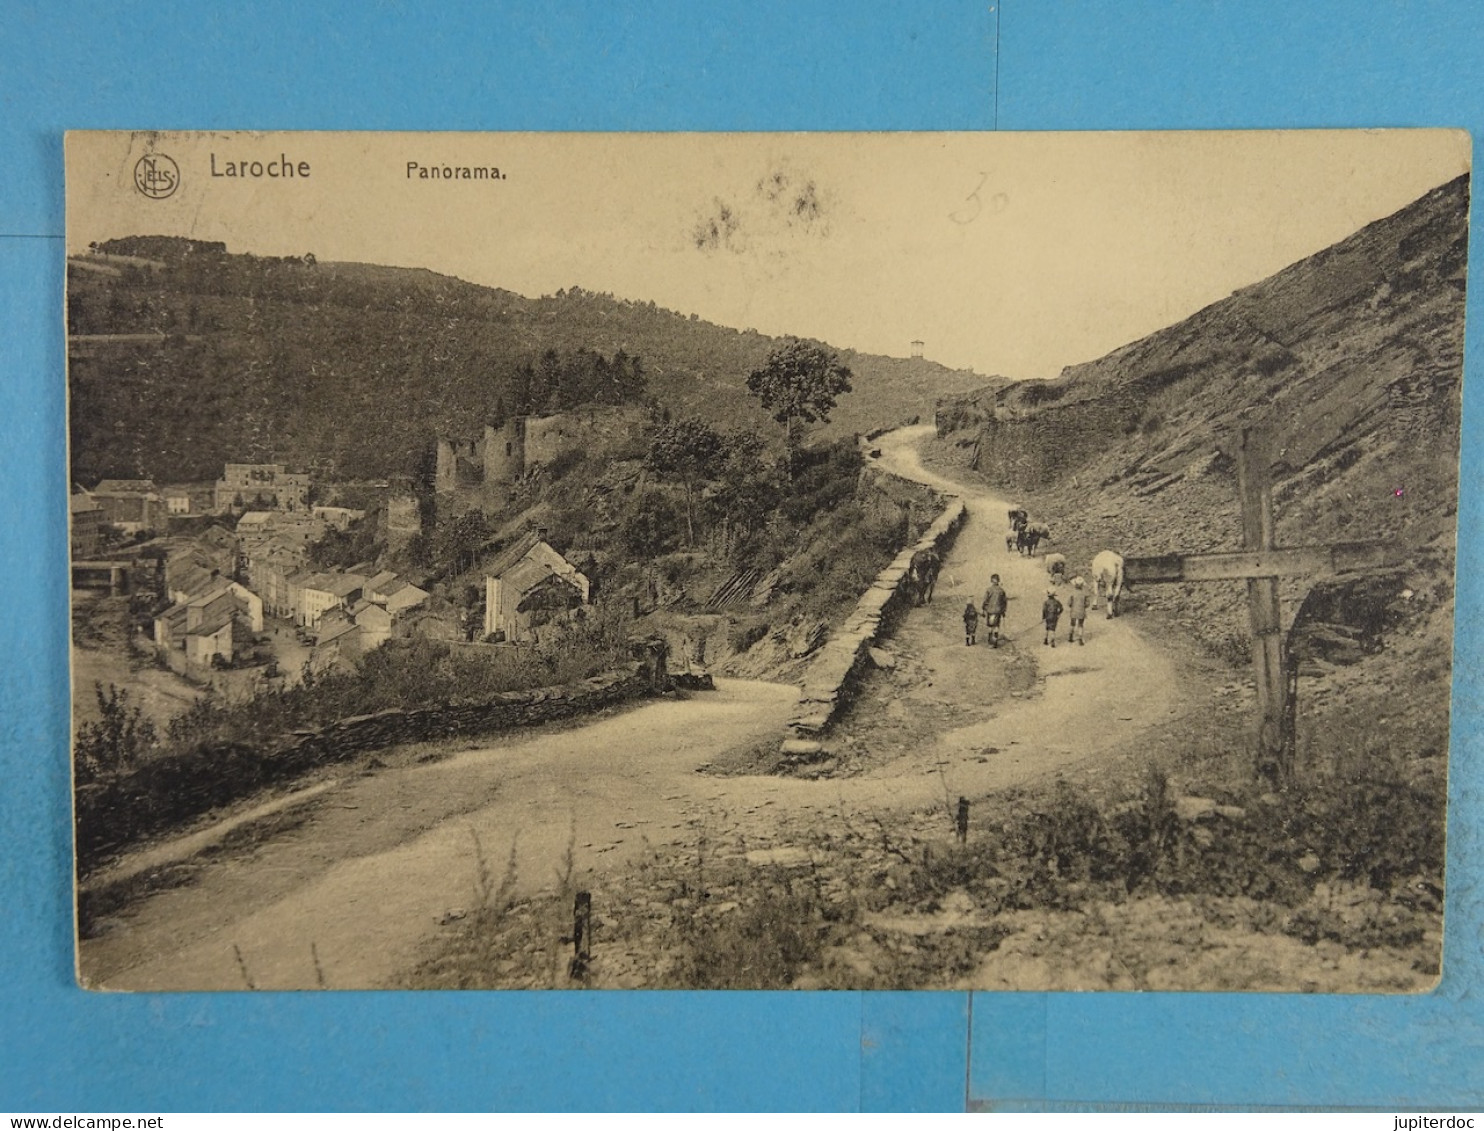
xmin=1020 ymin=522 xmax=1051 ymax=556
xmin=1006 ymin=508 xmax=1028 ymax=553
xmin=909 ymin=547 xmax=942 ymax=606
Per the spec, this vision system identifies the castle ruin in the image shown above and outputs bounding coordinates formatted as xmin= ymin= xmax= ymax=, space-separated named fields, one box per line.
xmin=435 ymin=417 xmax=527 ymax=514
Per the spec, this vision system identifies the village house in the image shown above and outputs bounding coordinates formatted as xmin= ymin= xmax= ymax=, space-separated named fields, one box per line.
xmin=482 ymin=530 xmax=589 ymax=642
xmin=163 ymin=490 xmax=192 ymax=515
xmin=162 ymin=569 xmax=264 ymax=631
xmin=363 ymin=570 xmax=431 ymax=617
xmin=69 ymin=492 xmax=103 ymax=556
xmin=396 ymin=600 xmax=463 ymax=642
xmin=348 ymin=600 xmax=393 ymax=649
xmin=153 ymin=578 xmax=263 ymax=671
xmin=364 ymin=570 xmax=400 ymax=602
xmin=311 ymin=505 xmax=366 ymax=529
xmin=291 ymin=571 xmax=367 ymax=628
xmin=235 ymin=510 xmax=275 ymax=534
xmin=91 ymin=479 xmax=164 ymax=534
xmin=249 ymin=546 xmax=305 ymax=619
xmin=310 ymin=616 xmax=363 ymax=672
xmin=291 ymin=571 xmax=340 ymax=628
xmin=214 ymin=462 xmax=311 ymax=513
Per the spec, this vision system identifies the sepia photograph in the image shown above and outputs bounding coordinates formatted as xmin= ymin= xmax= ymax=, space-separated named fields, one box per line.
xmin=66 ymin=129 xmax=1468 ymax=992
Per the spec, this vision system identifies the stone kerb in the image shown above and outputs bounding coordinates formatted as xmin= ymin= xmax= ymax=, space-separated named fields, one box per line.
xmin=786 ymin=492 xmax=967 ymax=745
xmin=75 ymin=664 xmax=655 ymax=872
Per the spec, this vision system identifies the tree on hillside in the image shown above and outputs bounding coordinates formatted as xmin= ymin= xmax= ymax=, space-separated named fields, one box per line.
xmin=645 ymin=416 xmax=726 ymax=546
xmin=709 ymin=429 xmax=780 ymax=562
xmin=745 ymin=339 xmax=853 ymax=480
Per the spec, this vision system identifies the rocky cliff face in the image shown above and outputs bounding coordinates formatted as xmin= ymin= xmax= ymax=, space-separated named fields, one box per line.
xmin=933 ymin=174 xmax=1467 ymax=724
xmin=941 ymin=173 xmax=1467 ymax=560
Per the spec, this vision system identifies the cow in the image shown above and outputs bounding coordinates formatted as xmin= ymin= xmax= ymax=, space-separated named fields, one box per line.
xmin=1021 ymin=522 xmax=1051 ymax=556
xmin=1090 ymin=550 xmax=1125 ymax=618
xmin=1006 ymin=508 xmax=1028 ymax=553
xmin=908 ymin=547 xmax=942 ymax=606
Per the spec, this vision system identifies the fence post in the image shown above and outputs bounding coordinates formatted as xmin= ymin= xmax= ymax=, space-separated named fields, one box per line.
xmin=568 ymin=890 xmax=592 ymax=981
xmin=956 ymin=797 xmax=970 ymax=844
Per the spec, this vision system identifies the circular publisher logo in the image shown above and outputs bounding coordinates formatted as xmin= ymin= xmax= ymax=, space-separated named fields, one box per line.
xmin=133 ymin=153 xmax=179 ymax=200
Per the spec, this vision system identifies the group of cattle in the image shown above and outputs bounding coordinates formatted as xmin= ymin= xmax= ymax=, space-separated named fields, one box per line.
xmin=1005 ymin=508 xmax=1051 ymax=555
xmin=904 ymin=509 xmax=1127 ymax=618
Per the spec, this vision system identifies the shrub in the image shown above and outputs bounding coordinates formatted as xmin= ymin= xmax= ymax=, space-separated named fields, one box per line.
xmin=75 ymin=684 xmax=158 ymax=784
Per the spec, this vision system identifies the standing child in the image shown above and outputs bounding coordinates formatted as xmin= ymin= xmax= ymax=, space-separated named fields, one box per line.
xmin=981 ymin=573 xmax=1009 ymax=648
xmin=1041 ymin=588 xmax=1063 ymax=647
xmin=962 ymin=600 xmax=979 ymax=646
xmin=1066 ymin=576 xmax=1089 ymax=644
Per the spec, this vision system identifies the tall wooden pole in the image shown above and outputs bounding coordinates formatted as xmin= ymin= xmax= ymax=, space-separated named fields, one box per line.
xmin=1236 ymin=428 xmax=1290 ymax=785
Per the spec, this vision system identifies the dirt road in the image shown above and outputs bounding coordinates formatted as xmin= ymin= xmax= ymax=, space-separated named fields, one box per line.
xmin=847 ymin=425 xmax=1184 ymax=800
xmin=82 ymin=425 xmax=1187 ymax=990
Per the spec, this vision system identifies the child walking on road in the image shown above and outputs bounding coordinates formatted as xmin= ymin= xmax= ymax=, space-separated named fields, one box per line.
xmin=1066 ymin=576 xmax=1089 ymax=644
xmin=981 ymin=574 xmax=1009 ymax=648
xmin=1041 ymin=588 xmax=1063 ymax=647
xmin=962 ymin=600 xmax=979 ymax=646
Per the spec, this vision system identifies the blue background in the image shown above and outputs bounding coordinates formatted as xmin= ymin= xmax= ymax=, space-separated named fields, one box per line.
xmin=1 ymin=0 xmax=1480 ymax=1112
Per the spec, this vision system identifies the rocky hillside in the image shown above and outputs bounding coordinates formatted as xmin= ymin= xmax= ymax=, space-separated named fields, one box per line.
xmin=932 ymin=173 xmax=1467 ymax=712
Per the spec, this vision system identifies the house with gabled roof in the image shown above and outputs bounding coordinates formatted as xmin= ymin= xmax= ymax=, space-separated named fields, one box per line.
xmin=482 ymin=530 xmax=589 ymax=642
xmin=152 ymin=577 xmax=262 ymax=669
xmin=310 ymin=615 xmax=364 ymax=671
xmin=92 ymin=478 xmax=163 ymax=533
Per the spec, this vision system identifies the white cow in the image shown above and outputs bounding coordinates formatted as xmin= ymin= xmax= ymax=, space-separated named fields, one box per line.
xmin=1090 ymin=550 xmax=1125 ymax=618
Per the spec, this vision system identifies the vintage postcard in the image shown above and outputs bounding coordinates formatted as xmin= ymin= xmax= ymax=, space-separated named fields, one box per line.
xmin=67 ymin=129 xmax=1467 ymax=991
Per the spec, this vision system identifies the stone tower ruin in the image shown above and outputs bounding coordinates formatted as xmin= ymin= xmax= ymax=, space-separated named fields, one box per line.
xmin=434 ymin=416 xmax=527 ymax=514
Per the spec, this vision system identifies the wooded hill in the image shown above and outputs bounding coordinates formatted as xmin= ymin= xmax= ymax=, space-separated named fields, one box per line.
xmin=66 ymin=238 xmax=989 ymax=484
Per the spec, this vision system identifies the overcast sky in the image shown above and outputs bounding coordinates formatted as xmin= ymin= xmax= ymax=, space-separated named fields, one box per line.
xmin=68 ymin=129 xmax=1469 ymax=380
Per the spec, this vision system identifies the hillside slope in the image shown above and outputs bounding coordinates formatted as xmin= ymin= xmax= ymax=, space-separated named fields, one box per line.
xmin=931 ymin=173 xmax=1466 ymax=765
xmin=66 ymin=240 xmax=988 ymax=483
xmin=938 ymin=172 xmax=1467 ymax=568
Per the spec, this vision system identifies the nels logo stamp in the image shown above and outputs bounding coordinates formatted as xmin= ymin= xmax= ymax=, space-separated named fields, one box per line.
xmin=133 ymin=152 xmax=179 ymax=199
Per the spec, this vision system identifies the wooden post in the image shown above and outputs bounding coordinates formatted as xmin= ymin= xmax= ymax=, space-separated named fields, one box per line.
xmin=1122 ymin=429 xmax=1398 ymax=787
xmin=568 ymin=890 xmax=592 ymax=981
xmin=956 ymin=797 xmax=970 ymax=844
xmin=1237 ymin=429 xmax=1291 ymax=786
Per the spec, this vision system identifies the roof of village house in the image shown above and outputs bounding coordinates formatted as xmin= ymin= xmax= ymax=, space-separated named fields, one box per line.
xmin=327 ymin=573 xmax=368 ymax=599
xmin=486 ymin=534 xmax=588 ymax=604
xmin=502 ymin=555 xmax=571 ymax=597
xmin=297 ymin=571 xmax=344 ymax=594
xmin=156 ymin=605 xmax=189 ymax=634
xmin=236 ymin=511 xmax=274 ymax=528
xmin=366 ymin=570 xmax=399 ymax=591
xmin=186 ymin=606 xmax=235 ymax=638
xmin=380 ymin=577 xmax=430 ymax=602
xmin=482 ymin=531 xmax=546 ymax=579
xmin=169 ymin=562 xmax=219 ymax=598
xmin=94 ymin=479 xmax=157 ymax=494
xmin=315 ymin=619 xmax=361 ymax=647
xmin=185 ymin=580 xmax=236 ymax=608
xmin=70 ymin=493 xmax=102 ymax=514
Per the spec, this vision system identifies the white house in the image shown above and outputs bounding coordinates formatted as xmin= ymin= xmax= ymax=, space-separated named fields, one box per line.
xmin=482 ymin=531 xmax=589 ymax=642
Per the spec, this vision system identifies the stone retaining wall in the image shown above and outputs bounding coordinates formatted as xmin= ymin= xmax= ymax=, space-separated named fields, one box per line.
xmin=787 ymin=494 xmax=968 ymax=739
xmin=76 ymin=661 xmax=660 ymax=872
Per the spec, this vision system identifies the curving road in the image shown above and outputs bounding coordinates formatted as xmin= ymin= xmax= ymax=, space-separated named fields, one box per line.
xmin=82 ymin=425 xmax=1184 ymax=990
